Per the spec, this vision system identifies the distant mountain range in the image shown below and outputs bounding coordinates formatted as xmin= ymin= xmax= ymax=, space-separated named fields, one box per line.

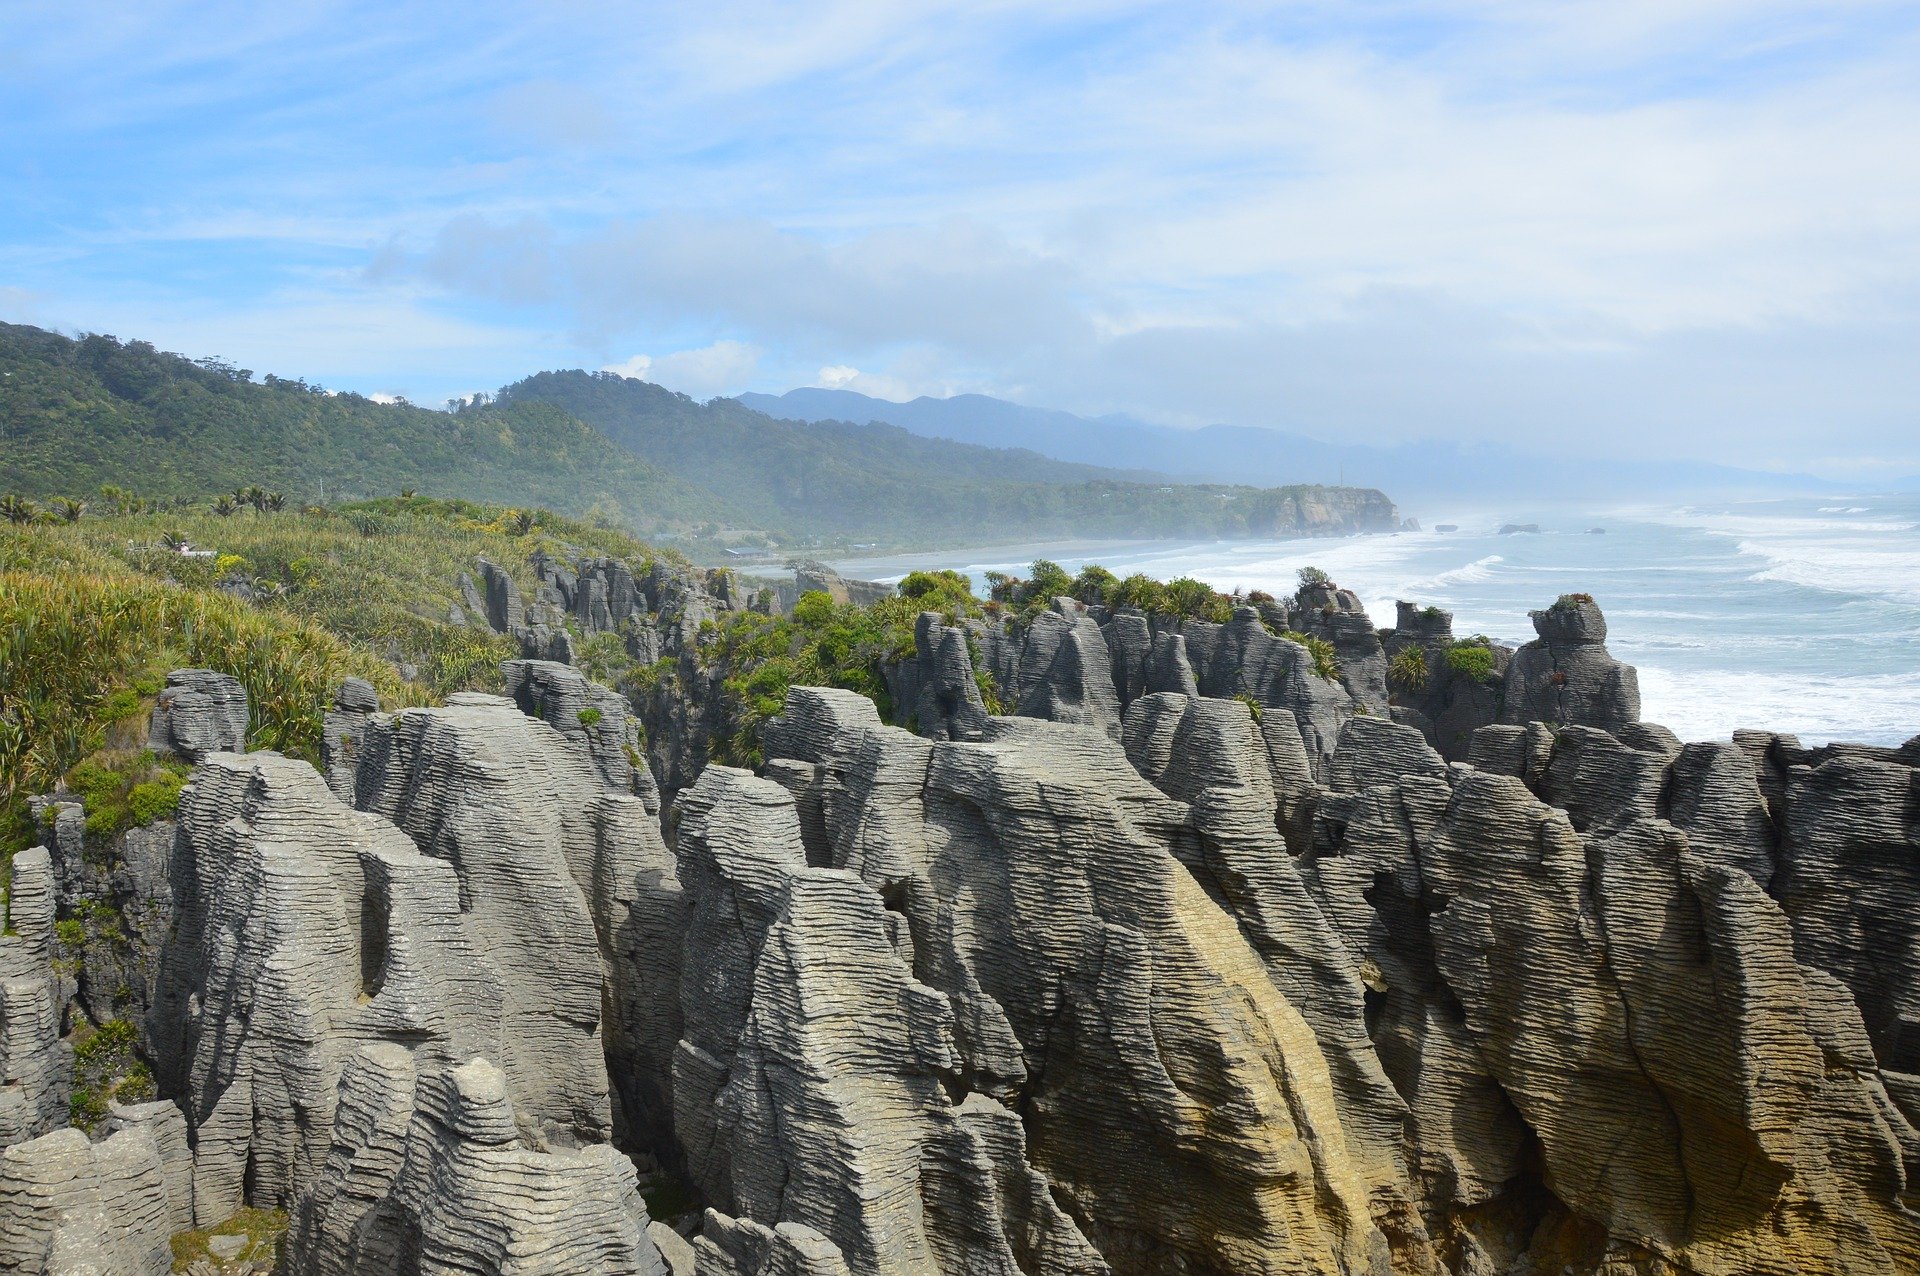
xmin=738 ymin=387 xmax=1831 ymax=503
xmin=0 ymin=323 xmax=1402 ymax=548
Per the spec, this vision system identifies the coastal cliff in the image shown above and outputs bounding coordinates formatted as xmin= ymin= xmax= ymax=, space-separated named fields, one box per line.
xmin=5 ymin=544 xmax=1918 ymax=1276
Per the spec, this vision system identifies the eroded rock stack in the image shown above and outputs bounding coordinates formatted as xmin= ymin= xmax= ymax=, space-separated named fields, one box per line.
xmin=10 ymin=580 xmax=1920 ymax=1275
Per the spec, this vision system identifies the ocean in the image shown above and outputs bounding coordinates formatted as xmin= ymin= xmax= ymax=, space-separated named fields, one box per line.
xmin=824 ymin=494 xmax=1920 ymax=747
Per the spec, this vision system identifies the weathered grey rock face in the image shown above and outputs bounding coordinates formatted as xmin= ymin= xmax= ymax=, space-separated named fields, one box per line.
xmin=0 ymin=1124 xmax=177 ymax=1274
xmin=718 ymin=688 xmax=1394 ymax=1275
xmin=147 ymin=668 xmax=249 ymax=761
xmin=672 ymin=761 xmax=1116 ymax=1276
xmin=283 ymin=1046 xmax=669 ymax=1276
xmin=1012 ymin=607 xmax=1123 ymax=740
xmin=154 ymin=751 xmax=510 ymax=1225
xmin=1327 ymin=715 xmax=1447 ymax=794
xmin=1122 ymin=693 xmax=1433 ymax=1266
xmin=907 ymin=613 xmax=989 ymax=743
xmin=504 ymin=659 xmax=662 ymax=807
xmin=1178 ymin=608 xmax=1354 ymax=771
xmin=1498 ymin=597 xmax=1640 ymax=732
xmin=320 ymin=677 xmax=379 ymax=804
xmin=693 ymin=1211 xmax=852 ymax=1276
xmin=1100 ymin=611 xmax=1153 ymax=714
xmin=1293 ymin=749 xmax=1920 ymax=1274
xmin=1774 ymin=748 xmax=1920 ymax=1075
xmin=0 ymin=849 xmax=70 ymax=1150
xmin=28 ymin=795 xmax=176 ymax=1033
xmin=1537 ymin=721 xmax=1675 ymax=834
xmin=1380 ymin=603 xmax=1509 ymax=760
xmin=353 ymin=695 xmax=684 ymax=1159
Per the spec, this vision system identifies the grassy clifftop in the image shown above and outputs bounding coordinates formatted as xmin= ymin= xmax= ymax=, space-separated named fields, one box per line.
xmin=0 ymin=497 xmax=677 ymax=873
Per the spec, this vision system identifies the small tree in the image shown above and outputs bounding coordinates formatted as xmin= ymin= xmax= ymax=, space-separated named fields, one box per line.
xmin=51 ymin=497 xmax=84 ymax=523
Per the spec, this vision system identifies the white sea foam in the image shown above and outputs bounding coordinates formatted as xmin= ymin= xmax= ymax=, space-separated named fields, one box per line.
xmin=1636 ymin=665 xmax=1920 ymax=747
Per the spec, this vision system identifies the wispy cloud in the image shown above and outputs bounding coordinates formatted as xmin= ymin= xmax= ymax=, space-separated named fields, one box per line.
xmin=4 ymin=1 xmax=1918 ymax=473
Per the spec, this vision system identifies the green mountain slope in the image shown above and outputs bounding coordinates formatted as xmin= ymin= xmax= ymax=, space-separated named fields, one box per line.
xmin=499 ymin=370 xmax=1402 ymax=541
xmin=0 ymin=324 xmax=722 ymax=529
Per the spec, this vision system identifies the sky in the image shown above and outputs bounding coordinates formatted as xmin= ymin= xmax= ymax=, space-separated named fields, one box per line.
xmin=3 ymin=1 xmax=1918 ymax=478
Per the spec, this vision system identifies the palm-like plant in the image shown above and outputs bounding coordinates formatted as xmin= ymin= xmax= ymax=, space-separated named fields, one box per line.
xmin=51 ymin=497 xmax=85 ymax=523
xmin=264 ymin=491 xmax=286 ymax=512
xmin=1 ymin=494 xmax=38 ymax=525
xmin=212 ymin=495 xmax=238 ymax=517
xmin=159 ymin=529 xmax=190 ymax=552
xmin=507 ymin=509 xmax=536 ymax=536
xmin=243 ymin=485 xmax=269 ymax=512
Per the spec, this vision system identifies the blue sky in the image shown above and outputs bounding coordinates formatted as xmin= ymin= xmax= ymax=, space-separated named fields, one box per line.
xmin=4 ymin=1 xmax=1918 ymax=477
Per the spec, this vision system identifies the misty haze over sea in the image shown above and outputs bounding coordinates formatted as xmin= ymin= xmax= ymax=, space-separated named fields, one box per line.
xmin=825 ymin=493 xmax=1920 ymax=747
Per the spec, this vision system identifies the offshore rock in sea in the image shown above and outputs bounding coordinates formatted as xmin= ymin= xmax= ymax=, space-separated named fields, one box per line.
xmin=1497 ymin=595 xmax=1640 ymax=733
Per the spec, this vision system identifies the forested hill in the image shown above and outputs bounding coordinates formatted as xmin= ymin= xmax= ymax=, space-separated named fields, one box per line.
xmin=498 ymin=370 xmax=1404 ymax=541
xmin=0 ymin=323 xmax=720 ymax=531
xmin=0 ymin=323 xmax=1404 ymax=545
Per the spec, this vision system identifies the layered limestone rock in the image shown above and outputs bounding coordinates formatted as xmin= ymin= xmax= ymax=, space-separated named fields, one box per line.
xmin=153 ymin=751 xmax=510 ymax=1224
xmin=1497 ymin=596 xmax=1640 ymax=732
xmin=0 ymin=1124 xmax=177 ymax=1274
xmin=1301 ymin=755 xmax=1920 ymax=1273
xmin=1011 ymin=604 xmax=1123 ymax=741
xmin=320 ymin=676 xmax=380 ymax=804
xmin=905 ymin=612 xmax=990 ymax=743
xmin=147 ymin=668 xmax=249 ymax=761
xmin=1176 ymin=608 xmax=1355 ymax=771
xmin=672 ymin=762 xmax=1115 ymax=1276
xmin=353 ymin=693 xmax=683 ymax=1157
xmin=0 ymin=849 xmax=70 ymax=1149
xmin=725 ymin=687 xmax=1395 ymax=1275
xmin=504 ymin=658 xmax=661 ymax=806
xmin=283 ymin=1045 xmax=669 ymax=1275
xmin=1773 ymin=746 xmax=1920 ymax=1075
xmin=1379 ymin=603 xmax=1508 ymax=760
xmin=1122 ymin=693 xmax=1434 ymax=1268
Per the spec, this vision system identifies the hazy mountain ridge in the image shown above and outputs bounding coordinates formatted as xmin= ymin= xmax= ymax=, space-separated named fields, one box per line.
xmin=0 ymin=322 xmax=1405 ymax=548
xmin=740 ymin=386 xmax=1832 ymax=500
xmin=497 ymin=369 xmax=1405 ymax=542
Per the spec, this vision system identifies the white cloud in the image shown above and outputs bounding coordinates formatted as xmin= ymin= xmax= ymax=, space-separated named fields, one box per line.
xmin=603 ymin=353 xmax=653 ymax=379
xmin=816 ymin=364 xmax=860 ymax=388
xmin=606 ymin=340 xmax=762 ymax=399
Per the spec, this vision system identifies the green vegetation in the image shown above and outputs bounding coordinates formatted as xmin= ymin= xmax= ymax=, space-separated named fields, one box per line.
xmin=501 ymin=370 xmax=1399 ymax=545
xmin=69 ymin=1017 xmax=154 ymax=1133
xmin=1297 ymin=566 xmax=1333 ymax=589
xmin=0 ymin=325 xmax=718 ymax=532
xmin=1446 ymin=638 xmax=1498 ymax=683
xmin=0 ymin=496 xmax=675 ymax=900
xmin=1280 ymin=631 xmax=1342 ymax=682
xmin=170 ymin=1208 xmax=287 ymax=1272
xmin=1234 ymin=692 xmax=1264 ymax=722
xmin=1388 ymin=646 xmax=1429 ymax=692
xmin=63 ymin=752 xmax=190 ymax=840
xmin=987 ymin=560 xmax=1236 ymax=622
xmin=576 ymin=708 xmax=603 ymax=727
xmin=1553 ymin=592 xmax=1596 ymax=609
